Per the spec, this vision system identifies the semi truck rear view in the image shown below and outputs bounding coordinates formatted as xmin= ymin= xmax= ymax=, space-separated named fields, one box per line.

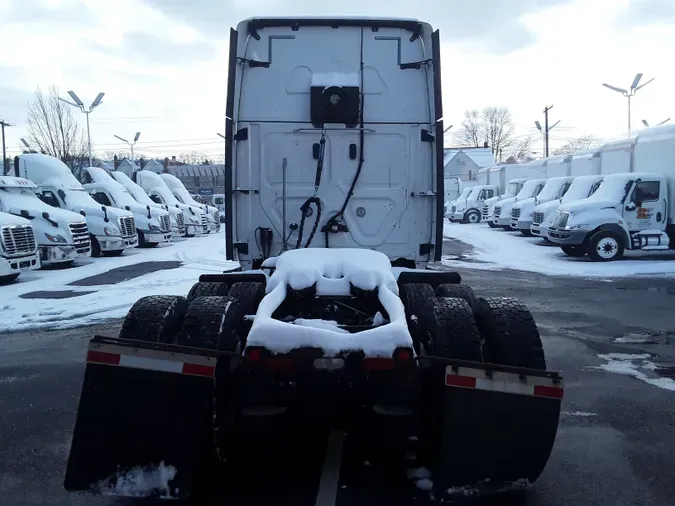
xmin=62 ymin=17 xmax=564 ymax=502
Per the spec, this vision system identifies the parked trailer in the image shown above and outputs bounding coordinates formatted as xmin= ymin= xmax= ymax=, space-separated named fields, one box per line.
xmin=81 ymin=167 xmax=173 ymax=248
xmin=16 ymin=154 xmax=137 ymax=257
xmin=62 ymin=17 xmax=563 ymax=503
xmin=0 ymin=210 xmax=40 ymax=282
xmin=548 ymin=124 xmax=675 ymax=260
xmin=598 ymin=137 xmax=635 ymax=175
xmin=0 ymin=174 xmax=91 ymax=265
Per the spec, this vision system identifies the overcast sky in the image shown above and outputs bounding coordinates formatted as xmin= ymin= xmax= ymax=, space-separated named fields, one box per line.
xmin=1 ymin=0 xmax=673 ymax=160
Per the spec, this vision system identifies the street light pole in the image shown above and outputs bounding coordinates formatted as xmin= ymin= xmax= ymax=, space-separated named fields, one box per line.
xmin=114 ymin=132 xmax=141 ymax=163
xmin=0 ymin=120 xmax=13 ymax=175
xmin=59 ymin=90 xmax=105 ymax=167
xmin=602 ymin=73 xmax=654 ymax=137
xmin=642 ymin=118 xmax=670 ymax=128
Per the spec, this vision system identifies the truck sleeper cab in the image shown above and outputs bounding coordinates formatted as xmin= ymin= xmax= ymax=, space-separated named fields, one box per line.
xmin=548 ymin=172 xmax=675 ymax=261
xmin=510 ymin=177 xmax=573 ymax=236
xmin=159 ymin=173 xmax=220 ymax=233
xmin=110 ymin=171 xmax=186 ymax=238
xmin=16 ymin=154 xmax=138 ymax=257
xmin=81 ymin=167 xmax=172 ymax=248
xmin=448 ymin=185 xmax=498 ymax=224
xmin=0 ymin=175 xmax=91 ymax=265
xmin=0 ymin=210 xmax=40 ymax=282
xmin=531 ymin=175 xmax=603 ymax=240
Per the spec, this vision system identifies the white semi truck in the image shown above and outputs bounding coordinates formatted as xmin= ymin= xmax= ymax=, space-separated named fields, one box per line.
xmin=548 ymin=124 xmax=675 ymax=260
xmin=510 ymin=176 xmax=573 ymax=235
xmin=16 ymin=154 xmax=138 ymax=257
xmin=0 ymin=174 xmax=91 ymax=265
xmin=134 ymin=170 xmax=208 ymax=237
xmin=110 ymin=170 xmax=186 ymax=238
xmin=159 ymin=173 xmax=220 ymax=233
xmin=447 ymin=184 xmax=499 ymax=223
xmin=0 ymin=210 xmax=40 ymax=282
xmin=62 ymin=16 xmax=563 ymax=503
xmin=81 ymin=167 xmax=172 ymax=248
xmin=531 ymin=175 xmax=604 ymax=240
xmin=492 ymin=178 xmax=547 ymax=229
xmin=481 ymin=164 xmax=530 ymax=226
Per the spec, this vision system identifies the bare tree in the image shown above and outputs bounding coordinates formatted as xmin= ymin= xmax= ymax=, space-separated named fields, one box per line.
xmin=504 ymin=134 xmax=537 ymax=164
xmin=176 ymin=151 xmax=211 ymax=165
xmin=457 ymin=109 xmax=481 ymax=147
xmin=552 ymin=135 xmax=604 ymax=156
xmin=26 ymin=85 xmax=89 ymax=173
xmin=456 ymin=106 xmax=525 ymax=163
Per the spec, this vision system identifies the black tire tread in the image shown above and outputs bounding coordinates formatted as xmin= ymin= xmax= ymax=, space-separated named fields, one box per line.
xmin=177 ymin=295 xmax=242 ymax=351
xmin=419 ymin=297 xmax=483 ymax=361
xmin=435 ymin=284 xmax=477 ymax=307
xmin=187 ymin=281 xmax=230 ymax=303
xmin=227 ymin=282 xmax=265 ymax=315
xmin=473 ymin=297 xmax=546 ymax=370
xmin=400 ymin=283 xmax=436 ymax=351
xmin=119 ymin=295 xmax=189 ymax=344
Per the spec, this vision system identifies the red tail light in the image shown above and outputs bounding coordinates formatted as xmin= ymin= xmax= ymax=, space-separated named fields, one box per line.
xmin=362 ymin=357 xmax=395 ymax=370
xmin=245 ymin=347 xmax=262 ymax=361
xmin=394 ymin=347 xmax=413 ymax=363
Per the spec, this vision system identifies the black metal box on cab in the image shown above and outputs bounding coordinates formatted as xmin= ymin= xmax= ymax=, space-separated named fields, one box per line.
xmin=310 ymin=85 xmax=360 ymax=128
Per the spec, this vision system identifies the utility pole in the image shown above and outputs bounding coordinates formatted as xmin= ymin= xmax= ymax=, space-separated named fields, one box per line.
xmin=536 ymin=106 xmax=560 ymax=158
xmin=0 ymin=120 xmax=13 ymax=175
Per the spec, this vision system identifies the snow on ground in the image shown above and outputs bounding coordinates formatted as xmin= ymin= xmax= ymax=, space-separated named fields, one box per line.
xmin=0 ymin=233 xmax=238 ymax=332
xmin=589 ymin=353 xmax=675 ymax=392
xmin=442 ymin=223 xmax=675 ymax=278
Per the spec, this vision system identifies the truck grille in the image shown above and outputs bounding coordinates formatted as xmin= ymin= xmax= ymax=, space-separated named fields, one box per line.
xmin=494 ymin=206 xmax=501 ymax=218
xmin=533 ymin=212 xmax=544 ymax=225
xmin=159 ymin=214 xmax=171 ymax=233
xmin=512 ymin=208 xmax=521 ymax=219
xmin=69 ymin=222 xmax=91 ymax=254
xmin=118 ymin=216 xmax=136 ymax=238
xmin=212 ymin=211 xmax=219 ymax=224
xmin=451 ymin=205 xmax=456 ymax=213
xmin=201 ymin=213 xmax=208 ymax=233
xmin=1 ymin=225 xmax=37 ymax=256
xmin=176 ymin=212 xmax=184 ymax=229
xmin=553 ymin=211 xmax=569 ymax=228
xmin=482 ymin=204 xmax=489 ymax=218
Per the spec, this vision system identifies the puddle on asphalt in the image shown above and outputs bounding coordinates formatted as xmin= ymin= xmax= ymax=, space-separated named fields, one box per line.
xmin=612 ymin=332 xmax=673 ymax=345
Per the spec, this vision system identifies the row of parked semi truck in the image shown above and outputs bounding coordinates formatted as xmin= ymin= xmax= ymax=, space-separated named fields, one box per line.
xmin=0 ymin=153 xmax=222 ymax=283
xmin=445 ymin=123 xmax=675 ymax=261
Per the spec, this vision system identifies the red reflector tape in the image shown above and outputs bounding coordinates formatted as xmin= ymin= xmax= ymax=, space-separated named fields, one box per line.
xmin=362 ymin=358 xmax=396 ymax=370
xmin=182 ymin=362 xmax=215 ymax=378
xmin=87 ymin=350 xmax=121 ymax=365
xmin=533 ymin=385 xmax=564 ymax=399
xmin=445 ymin=374 xmax=477 ymax=388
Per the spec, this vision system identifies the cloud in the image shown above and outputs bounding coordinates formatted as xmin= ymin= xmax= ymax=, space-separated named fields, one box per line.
xmin=140 ymin=0 xmax=573 ymax=53
xmin=88 ymin=32 xmax=217 ymax=66
xmin=4 ymin=0 xmax=97 ymax=26
xmin=615 ymin=0 xmax=675 ymax=27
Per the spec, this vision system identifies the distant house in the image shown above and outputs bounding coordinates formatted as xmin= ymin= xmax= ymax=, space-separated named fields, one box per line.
xmin=443 ymin=146 xmax=496 ymax=182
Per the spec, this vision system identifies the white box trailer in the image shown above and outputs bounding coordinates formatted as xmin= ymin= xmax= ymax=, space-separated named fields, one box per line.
xmin=540 ymin=155 xmax=570 ymax=178
xmin=549 ymin=123 xmax=675 ymax=260
xmin=569 ymin=149 xmax=601 ymax=176
xmin=481 ymin=164 xmax=530 ymax=224
xmin=0 ymin=210 xmax=40 ymax=282
xmin=598 ymin=137 xmax=635 ymax=174
xmin=0 ymin=173 xmax=91 ymax=265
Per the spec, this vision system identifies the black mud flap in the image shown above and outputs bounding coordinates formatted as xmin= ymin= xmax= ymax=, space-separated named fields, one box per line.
xmin=63 ymin=337 xmax=220 ymax=500
xmin=433 ymin=361 xmax=563 ymax=496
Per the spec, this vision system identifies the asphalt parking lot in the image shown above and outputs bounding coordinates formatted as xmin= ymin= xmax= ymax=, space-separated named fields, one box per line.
xmin=1 ymin=240 xmax=674 ymax=506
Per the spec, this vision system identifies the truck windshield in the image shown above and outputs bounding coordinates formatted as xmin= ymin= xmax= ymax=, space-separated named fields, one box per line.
xmin=63 ymin=189 xmax=97 ymax=207
xmin=125 ymin=183 xmax=155 ymax=206
xmin=504 ymin=182 xmax=520 ymax=196
xmin=588 ymin=177 xmax=633 ymax=203
xmin=536 ymin=181 xmax=565 ymax=201
xmin=561 ymin=180 xmax=597 ymax=203
xmin=456 ymin=189 xmax=471 ymax=200
xmin=515 ymin=181 xmax=540 ymax=199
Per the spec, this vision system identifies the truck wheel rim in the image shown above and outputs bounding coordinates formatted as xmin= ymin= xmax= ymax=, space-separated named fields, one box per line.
xmin=597 ymin=238 xmax=618 ymax=259
xmin=469 ymin=213 xmax=479 ymax=223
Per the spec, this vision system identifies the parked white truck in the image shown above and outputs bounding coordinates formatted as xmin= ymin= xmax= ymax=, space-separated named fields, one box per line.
xmin=510 ymin=176 xmax=573 ymax=236
xmin=81 ymin=167 xmax=172 ymax=248
xmin=598 ymin=137 xmax=634 ymax=174
xmin=447 ymin=184 xmax=499 ymax=223
xmin=0 ymin=174 xmax=91 ymax=265
xmin=492 ymin=178 xmax=547 ymax=230
xmin=481 ymin=164 xmax=530 ymax=226
xmin=134 ymin=170 xmax=208 ymax=237
xmin=110 ymin=171 xmax=186 ymax=238
xmin=531 ymin=175 xmax=604 ymax=240
xmin=159 ymin=173 xmax=220 ymax=233
xmin=548 ymin=124 xmax=675 ymax=260
xmin=16 ymin=154 xmax=138 ymax=257
xmin=0 ymin=210 xmax=40 ymax=282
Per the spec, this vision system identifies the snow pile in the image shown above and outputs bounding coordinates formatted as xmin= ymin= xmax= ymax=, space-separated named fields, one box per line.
xmin=293 ymin=318 xmax=349 ymax=334
xmin=247 ymin=248 xmax=411 ymax=357
xmin=591 ymin=353 xmax=675 ymax=391
xmin=443 ymin=223 xmax=675 ymax=278
xmin=0 ymin=232 xmax=238 ymax=332
xmin=407 ymin=467 xmax=434 ymax=492
xmin=94 ymin=461 xmax=177 ymax=498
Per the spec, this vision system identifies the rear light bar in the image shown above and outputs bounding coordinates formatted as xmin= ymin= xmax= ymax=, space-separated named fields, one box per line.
xmin=362 ymin=347 xmax=414 ymax=371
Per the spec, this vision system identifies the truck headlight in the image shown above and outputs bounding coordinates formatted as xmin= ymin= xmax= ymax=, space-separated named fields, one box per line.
xmin=148 ymin=223 xmax=160 ymax=231
xmin=45 ymin=233 xmax=67 ymax=243
xmin=565 ymin=224 xmax=589 ymax=230
xmin=104 ymin=226 xmax=121 ymax=237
